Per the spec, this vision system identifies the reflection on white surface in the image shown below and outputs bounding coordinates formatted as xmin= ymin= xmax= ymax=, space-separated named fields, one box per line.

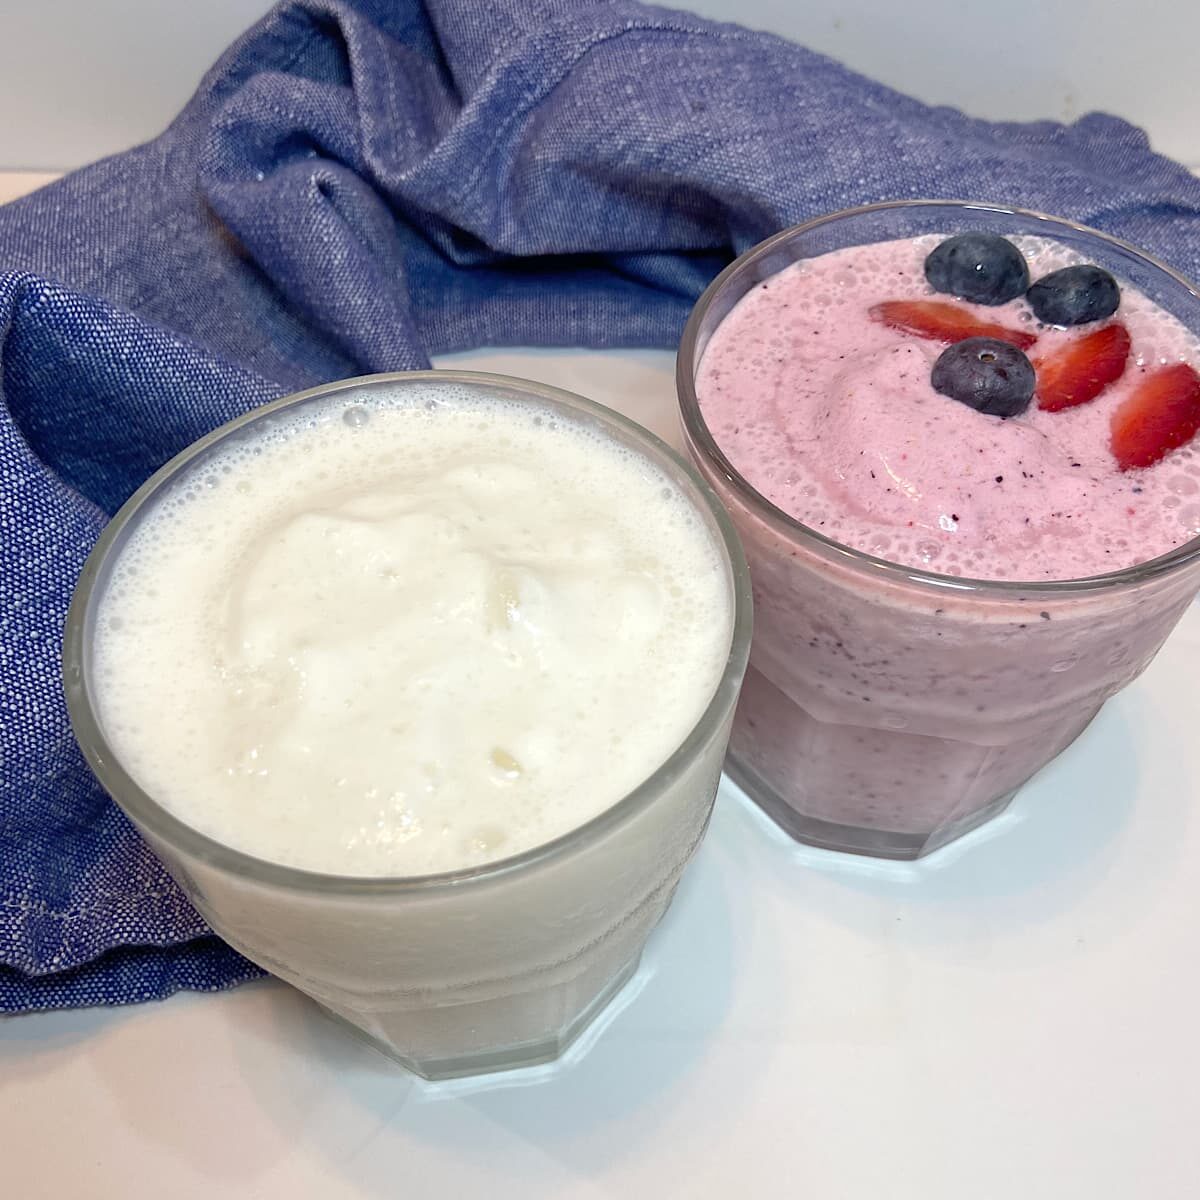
xmin=3 ymin=351 xmax=1200 ymax=1200
xmin=410 ymin=963 xmax=658 ymax=1104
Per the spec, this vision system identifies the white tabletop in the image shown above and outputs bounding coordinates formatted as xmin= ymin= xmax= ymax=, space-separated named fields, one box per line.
xmin=3 ymin=174 xmax=1200 ymax=1198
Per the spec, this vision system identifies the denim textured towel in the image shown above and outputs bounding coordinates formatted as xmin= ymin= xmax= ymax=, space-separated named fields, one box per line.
xmin=4 ymin=0 xmax=1200 ymax=1013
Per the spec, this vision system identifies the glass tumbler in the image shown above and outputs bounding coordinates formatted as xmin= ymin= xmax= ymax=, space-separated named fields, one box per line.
xmin=676 ymin=201 xmax=1200 ymax=859
xmin=64 ymin=371 xmax=752 ymax=1079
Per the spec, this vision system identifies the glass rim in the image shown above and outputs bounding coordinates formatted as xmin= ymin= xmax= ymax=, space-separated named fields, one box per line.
xmin=676 ymin=198 xmax=1200 ymax=597
xmin=63 ymin=369 xmax=754 ymax=895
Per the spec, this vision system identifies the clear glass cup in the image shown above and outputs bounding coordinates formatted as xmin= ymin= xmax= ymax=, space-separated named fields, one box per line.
xmin=64 ymin=371 xmax=752 ymax=1079
xmin=677 ymin=201 xmax=1200 ymax=860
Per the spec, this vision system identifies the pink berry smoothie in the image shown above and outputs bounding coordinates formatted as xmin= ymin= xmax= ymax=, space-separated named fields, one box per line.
xmin=677 ymin=202 xmax=1200 ymax=859
xmin=698 ymin=236 xmax=1200 ymax=580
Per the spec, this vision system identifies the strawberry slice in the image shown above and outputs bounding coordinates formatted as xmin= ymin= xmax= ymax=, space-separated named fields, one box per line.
xmin=1110 ymin=363 xmax=1200 ymax=471
xmin=870 ymin=300 xmax=1037 ymax=351
xmin=1035 ymin=323 xmax=1131 ymax=412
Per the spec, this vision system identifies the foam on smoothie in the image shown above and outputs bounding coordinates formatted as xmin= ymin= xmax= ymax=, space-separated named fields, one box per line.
xmin=696 ymin=234 xmax=1200 ymax=581
xmin=92 ymin=385 xmax=732 ymax=876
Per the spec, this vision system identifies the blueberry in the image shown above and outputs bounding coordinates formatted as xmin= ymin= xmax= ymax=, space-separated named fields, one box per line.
xmin=930 ymin=337 xmax=1035 ymax=418
xmin=924 ymin=234 xmax=1030 ymax=306
xmin=1026 ymin=264 xmax=1120 ymax=326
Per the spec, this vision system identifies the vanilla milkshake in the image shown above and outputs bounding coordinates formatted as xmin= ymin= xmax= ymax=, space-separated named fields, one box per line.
xmin=68 ymin=372 xmax=751 ymax=1077
xmin=92 ymin=382 xmax=732 ymax=876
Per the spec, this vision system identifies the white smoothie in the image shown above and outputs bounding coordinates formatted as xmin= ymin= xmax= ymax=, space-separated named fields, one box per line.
xmin=91 ymin=383 xmax=732 ymax=877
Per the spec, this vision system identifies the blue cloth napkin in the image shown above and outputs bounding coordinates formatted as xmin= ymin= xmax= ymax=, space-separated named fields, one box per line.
xmin=4 ymin=0 xmax=1200 ymax=1014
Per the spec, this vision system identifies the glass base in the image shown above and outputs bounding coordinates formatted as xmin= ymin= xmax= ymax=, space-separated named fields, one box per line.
xmin=315 ymin=953 xmax=642 ymax=1081
xmin=725 ymin=754 xmax=1018 ymax=861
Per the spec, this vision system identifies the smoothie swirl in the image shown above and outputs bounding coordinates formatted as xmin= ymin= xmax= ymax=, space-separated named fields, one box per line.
xmin=696 ymin=235 xmax=1200 ymax=581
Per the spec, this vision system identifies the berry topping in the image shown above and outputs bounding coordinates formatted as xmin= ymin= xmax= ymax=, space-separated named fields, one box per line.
xmin=870 ymin=300 xmax=1037 ymax=350
xmin=931 ymin=337 xmax=1036 ymax=418
xmin=1034 ymin=323 xmax=1131 ymax=412
xmin=1027 ymin=265 xmax=1120 ymax=326
xmin=924 ymin=234 xmax=1030 ymax=306
xmin=1110 ymin=363 xmax=1200 ymax=470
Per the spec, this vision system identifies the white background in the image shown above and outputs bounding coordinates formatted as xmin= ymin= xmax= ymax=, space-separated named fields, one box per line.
xmin=0 ymin=0 xmax=1198 ymax=170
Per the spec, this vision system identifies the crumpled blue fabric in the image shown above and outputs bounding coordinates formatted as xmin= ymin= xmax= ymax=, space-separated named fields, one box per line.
xmin=4 ymin=0 xmax=1200 ymax=1013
